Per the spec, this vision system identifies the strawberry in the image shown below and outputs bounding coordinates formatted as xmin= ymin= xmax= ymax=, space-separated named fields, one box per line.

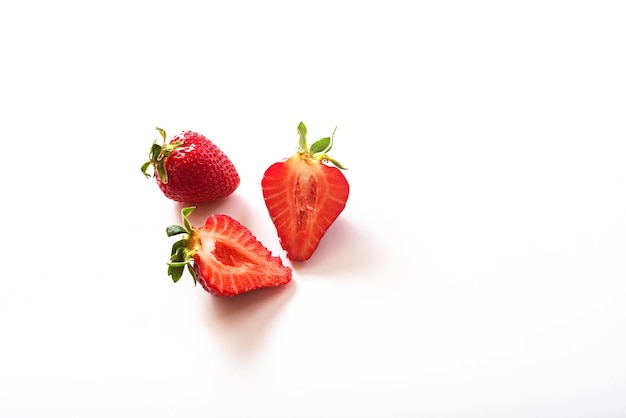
xmin=141 ymin=128 xmax=240 ymax=203
xmin=166 ymin=206 xmax=292 ymax=297
xmin=261 ymin=122 xmax=349 ymax=261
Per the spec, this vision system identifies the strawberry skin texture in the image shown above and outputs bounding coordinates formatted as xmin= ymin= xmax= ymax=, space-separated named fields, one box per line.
xmin=190 ymin=214 xmax=292 ymax=297
xmin=156 ymin=131 xmax=240 ymax=203
xmin=262 ymin=153 xmax=349 ymax=261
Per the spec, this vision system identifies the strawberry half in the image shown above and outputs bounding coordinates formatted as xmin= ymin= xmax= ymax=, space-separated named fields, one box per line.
xmin=141 ymin=128 xmax=240 ymax=203
xmin=166 ymin=207 xmax=292 ymax=297
xmin=261 ymin=122 xmax=349 ymax=261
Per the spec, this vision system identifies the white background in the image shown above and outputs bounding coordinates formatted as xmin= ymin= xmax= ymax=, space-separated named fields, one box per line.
xmin=1 ymin=1 xmax=625 ymax=417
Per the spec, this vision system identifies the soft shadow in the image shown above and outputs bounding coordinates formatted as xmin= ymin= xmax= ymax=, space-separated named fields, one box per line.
xmin=202 ymin=280 xmax=297 ymax=356
xmin=291 ymin=218 xmax=382 ymax=278
xmin=172 ymin=192 xmax=252 ymax=227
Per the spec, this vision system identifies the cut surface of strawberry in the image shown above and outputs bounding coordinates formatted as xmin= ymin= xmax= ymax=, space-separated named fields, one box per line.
xmin=262 ymin=122 xmax=349 ymax=261
xmin=167 ymin=207 xmax=292 ymax=297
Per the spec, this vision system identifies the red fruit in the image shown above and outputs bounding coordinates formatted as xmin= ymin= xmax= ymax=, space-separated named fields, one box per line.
xmin=166 ymin=207 xmax=292 ymax=297
xmin=141 ymin=128 xmax=240 ymax=203
xmin=261 ymin=122 xmax=349 ymax=261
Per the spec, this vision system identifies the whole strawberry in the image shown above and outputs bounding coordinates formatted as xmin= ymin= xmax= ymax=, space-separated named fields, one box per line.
xmin=167 ymin=207 xmax=292 ymax=297
xmin=261 ymin=122 xmax=349 ymax=261
xmin=141 ymin=128 xmax=240 ymax=203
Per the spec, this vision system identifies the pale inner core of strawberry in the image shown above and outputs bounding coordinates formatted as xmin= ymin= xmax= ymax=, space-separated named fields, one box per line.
xmin=212 ymin=241 xmax=252 ymax=267
xmin=295 ymin=173 xmax=318 ymax=232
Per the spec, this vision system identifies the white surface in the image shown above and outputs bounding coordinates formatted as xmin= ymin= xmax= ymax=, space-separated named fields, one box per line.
xmin=1 ymin=1 xmax=625 ymax=417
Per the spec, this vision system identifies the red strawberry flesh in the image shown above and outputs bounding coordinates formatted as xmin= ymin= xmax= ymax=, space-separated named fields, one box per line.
xmin=262 ymin=144 xmax=349 ymax=261
xmin=168 ymin=209 xmax=292 ymax=297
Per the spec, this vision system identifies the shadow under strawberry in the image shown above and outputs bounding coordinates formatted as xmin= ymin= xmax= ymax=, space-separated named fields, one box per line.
xmin=201 ymin=281 xmax=297 ymax=356
xmin=288 ymin=218 xmax=381 ymax=279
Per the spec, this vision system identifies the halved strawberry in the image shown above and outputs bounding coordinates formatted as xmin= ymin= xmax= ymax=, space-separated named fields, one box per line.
xmin=261 ymin=122 xmax=349 ymax=261
xmin=167 ymin=207 xmax=292 ymax=297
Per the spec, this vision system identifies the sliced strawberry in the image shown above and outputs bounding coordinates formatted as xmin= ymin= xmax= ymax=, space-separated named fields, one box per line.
xmin=167 ymin=207 xmax=292 ymax=297
xmin=262 ymin=122 xmax=349 ymax=261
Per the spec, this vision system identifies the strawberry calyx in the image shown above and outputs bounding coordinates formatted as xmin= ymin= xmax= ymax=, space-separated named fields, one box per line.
xmin=296 ymin=122 xmax=347 ymax=170
xmin=166 ymin=206 xmax=198 ymax=284
xmin=141 ymin=127 xmax=184 ymax=184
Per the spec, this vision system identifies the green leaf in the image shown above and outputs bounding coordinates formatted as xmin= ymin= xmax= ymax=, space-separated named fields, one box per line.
xmin=164 ymin=206 xmax=199 ymax=285
xmin=141 ymin=161 xmax=152 ymax=178
xmin=168 ymin=261 xmax=189 ymax=268
xmin=140 ymin=142 xmax=161 ymax=178
xmin=156 ymin=162 xmax=168 ymax=184
xmin=166 ymin=225 xmax=188 ymax=237
xmin=156 ymin=127 xmax=167 ymax=141
xmin=310 ymin=137 xmax=331 ymax=154
xmin=170 ymin=246 xmax=189 ymax=264
xmin=149 ymin=142 xmax=162 ymax=161
xmin=163 ymin=141 xmax=183 ymax=154
xmin=181 ymin=206 xmax=195 ymax=232
xmin=170 ymin=238 xmax=190 ymax=256
xmin=324 ymin=156 xmax=348 ymax=170
xmin=168 ymin=264 xmax=185 ymax=283
xmin=181 ymin=206 xmax=195 ymax=218
xmin=297 ymin=122 xmax=308 ymax=152
xmin=170 ymin=246 xmax=183 ymax=262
